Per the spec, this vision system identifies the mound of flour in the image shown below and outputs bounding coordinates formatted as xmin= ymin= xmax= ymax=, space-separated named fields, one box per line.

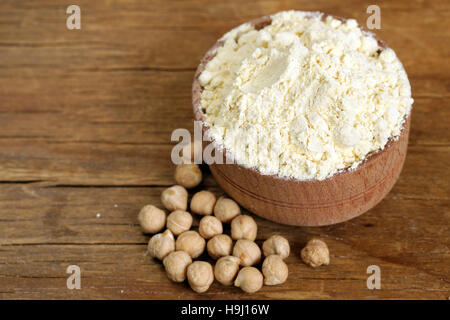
xmin=199 ymin=11 xmax=413 ymax=180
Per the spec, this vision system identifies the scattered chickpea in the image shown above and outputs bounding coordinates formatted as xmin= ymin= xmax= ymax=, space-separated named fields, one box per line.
xmin=232 ymin=239 xmax=261 ymax=267
xmin=139 ymin=152 xmax=301 ymax=294
xmin=174 ymin=163 xmax=202 ymax=189
xmin=187 ymin=261 xmax=214 ymax=293
xmin=137 ymin=205 xmax=166 ymax=234
xmin=161 ymin=185 xmax=188 ymax=211
xmin=166 ymin=210 xmax=193 ymax=236
xmin=175 ymin=230 xmax=206 ymax=258
xmin=207 ymin=234 xmax=233 ymax=260
xmin=234 ymin=267 xmax=263 ymax=293
xmin=199 ymin=216 xmax=223 ymax=239
xmin=163 ymin=251 xmax=192 ymax=283
xmin=190 ymin=191 xmax=216 ymax=216
xmin=262 ymin=235 xmax=290 ymax=260
xmin=231 ymin=215 xmax=257 ymax=241
xmin=148 ymin=229 xmax=175 ymax=260
xmin=262 ymin=255 xmax=288 ymax=285
xmin=214 ymin=256 xmax=240 ymax=286
xmin=301 ymin=238 xmax=330 ymax=267
xmin=214 ymin=197 xmax=241 ymax=223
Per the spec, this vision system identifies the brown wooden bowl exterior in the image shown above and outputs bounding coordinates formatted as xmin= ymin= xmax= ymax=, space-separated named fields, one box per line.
xmin=192 ymin=14 xmax=411 ymax=226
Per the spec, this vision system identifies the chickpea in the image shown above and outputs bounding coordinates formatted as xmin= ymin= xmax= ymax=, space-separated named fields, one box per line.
xmin=214 ymin=256 xmax=240 ymax=286
xmin=301 ymin=238 xmax=330 ymax=267
xmin=137 ymin=205 xmax=166 ymax=234
xmin=166 ymin=210 xmax=193 ymax=236
xmin=163 ymin=251 xmax=192 ymax=283
xmin=174 ymin=163 xmax=202 ymax=189
xmin=232 ymin=239 xmax=261 ymax=267
xmin=214 ymin=197 xmax=241 ymax=223
xmin=207 ymin=234 xmax=233 ymax=260
xmin=190 ymin=191 xmax=216 ymax=216
xmin=187 ymin=261 xmax=214 ymax=293
xmin=234 ymin=267 xmax=263 ymax=293
xmin=175 ymin=230 xmax=205 ymax=258
xmin=199 ymin=216 xmax=223 ymax=239
xmin=231 ymin=215 xmax=257 ymax=241
xmin=262 ymin=235 xmax=290 ymax=260
xmin=161 ymin=185 xmax=188 ymax=211
xmin=262 ymin=255 xmax=288 ymax=285
xmin=148 ymin=229 xmax=175 ymax=260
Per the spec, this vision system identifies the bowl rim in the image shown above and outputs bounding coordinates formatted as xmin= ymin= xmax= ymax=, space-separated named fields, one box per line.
xmin=192 ymin=12 xmax=412 ymax=183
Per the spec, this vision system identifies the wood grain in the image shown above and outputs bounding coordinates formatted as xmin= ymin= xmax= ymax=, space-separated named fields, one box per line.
xmin=0 ymin=184 xmax=448 ymax=299
xmin=0 ymin=0 xmax=448 ymax=299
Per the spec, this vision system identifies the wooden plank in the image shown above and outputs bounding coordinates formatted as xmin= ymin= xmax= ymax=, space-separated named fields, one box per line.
xmin=0 ymin=0 xmax=448 ymax=75
xmin=0 ymin=243 xmax=447 ymax=299
xmin=0 ymin=184 xmax=448 ymax=275
xmin=0 ymin=185 xmax=448 ymax=299
xmin=0 ymin=140 xmax=174 ymax=185
xmin=0 ymin=141 xmax=448 ymax=201
xmin=0 ymin=1 xmax=449 ymax=78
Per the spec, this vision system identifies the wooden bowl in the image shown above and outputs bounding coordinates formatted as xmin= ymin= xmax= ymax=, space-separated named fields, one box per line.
xmin=192 ymin=15 xmax=411 ymax=226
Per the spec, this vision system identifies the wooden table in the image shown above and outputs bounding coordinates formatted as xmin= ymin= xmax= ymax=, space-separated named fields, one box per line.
xmin=0 ymin=0 xmax=448 ymax=300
